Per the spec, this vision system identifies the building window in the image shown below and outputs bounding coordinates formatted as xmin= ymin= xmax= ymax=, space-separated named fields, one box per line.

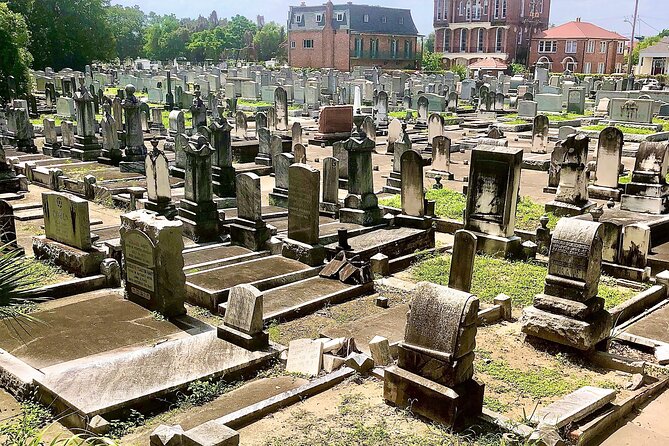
xmin=363 ymin=14 xmax=369 ymax=23
xmin=295 ymin=14 xmax=302 ymax=23
xmin=617 ymin=41 xmax=625 ymax=54
xmin=391 ymin=40 xmax=398 ymax=58
xmin=538 ymin=0 xmax=544 ymax=13
xmin=459 ymin=1 xmax=464 ymax=16
xmin=337 ymin=12 xmax=344 ymax=22
xmin=405 ymin=40 xmax=412 ymax=58
xmin=437 ymin=0 xmax=443 ymax=20
xmin=495 ymin=28 xmax=503 ymax=52
xmin=460 ymin=29 xmax=468 ymax=52
xmin=473 ymin=0 xmax=482 ymax=20
xmin=370 ymin=39 xmax=379 ymax=58
xmin=600 ymin=41 xmax=607 ymax=53
xmin=598 ymin=62 xmax=605 ymax=73
xmin=586 ymin=40 xmax=595 ymax=53
xmin=517 ymin=28 xmax=523 ymax=44
xmin=494 ymin=0 xmax=500 ymax=18
xmin=501 ymin=0 xmax=507 ymax=17
xmin=290 ymin=41 xmax=296 ymax=49
xmin=399 ymin=17 xmax=404 ymax=25
xmin=354 ymin=38 xmax=363 ymax=57
xmin=615 ymin=62 xmax=623 ymax=72
xmin=565 ymin=40 xmax=577 ymax=54
xmin=316 ymin=13 xmax=322 ymax=22
xmin=538 ymin=40 xmax=557 ymax=53
xmin=483 ymin=0 xmax=489 ymax=15
xmin=466 ymin=1 xmax=471 ymax=20
xmin=444 ymin=30 xmax=451 ymax=52
xmin=382 ymin=16 xmax=387 ymax=23
xmin=478 ymin=29 xmax=485 ymax=52
xmin=303 ymin=39 xmax=314 ymax=49
xmin=584 ymin=62 xmax=591 ymax=74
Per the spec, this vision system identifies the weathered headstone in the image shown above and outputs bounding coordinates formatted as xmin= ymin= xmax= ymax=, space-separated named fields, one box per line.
xmin=589 ymin=127 xmax=624 ymax=200
xmin=448 ymin=230 xmax=478 ymax=293
xmin=230 ymin=173 xmax=271 ymax=251
xmin=546 ymin=134 xmax=595 ymax=217
xmin=531 ymin=115 xmax=549 ymax=154
xmin=218 ymin=284 xmax=269 ymax=350
xmin=621 ymin=141 xmax=669 ymax=214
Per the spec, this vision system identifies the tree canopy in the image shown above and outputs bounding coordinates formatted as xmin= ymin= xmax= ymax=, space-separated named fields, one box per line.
xmin=633 ymin=30 xmax=669 ymax=65
xmin=0 ymin=3 xmax=33 ymax=101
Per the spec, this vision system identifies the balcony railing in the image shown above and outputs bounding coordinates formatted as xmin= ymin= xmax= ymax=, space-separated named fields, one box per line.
xmin=351 ymin=50 xmax=419 ymax=61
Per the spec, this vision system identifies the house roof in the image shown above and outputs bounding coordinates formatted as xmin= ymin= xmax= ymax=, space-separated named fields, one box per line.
xmin=640 ymin=37 xmax=669 ymax=57
xmin=468 ymin=58 xmax=508 ymax=70
xmin=534 ymin=20 xmax=627 ymax=40
xmin=289 ymin=3 xmax=418 ymax=36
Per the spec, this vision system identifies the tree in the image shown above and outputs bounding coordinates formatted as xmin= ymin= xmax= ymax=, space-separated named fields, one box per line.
xmin=225 ymin=15 xmax=257 ymax=50
xmin=8 ymin=0 xmax=115 ymax=70
xmin=107 ymin=5 xmax=146 ymax=61
xmin=633 ymin=30 xmax=669 ymax=65
xmin=144 ymin=15 xmax=189 ymax=61
xmin=0 ymin=3 xmax=32 ymax=101
xmin=188 ymin=27 xmax=228 ymax=62
xmin=422 ymin=50 xmax=443 ymax=72
xmin=254 ymin=22 xmax=285 ymax=61
xmin=425 ymin=32 xmax=435 ymax=53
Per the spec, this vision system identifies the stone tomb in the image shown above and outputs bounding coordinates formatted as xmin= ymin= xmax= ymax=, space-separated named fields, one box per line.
xmin=589 ymin=127 xmax=624 ymax=201
xmin=464 ymin=146 xmax=523 ymax=258
xmin=521 ymin=219 xmax=612 ymax=350
xmin=32 ymin=192 xmax=105 ymax=277
xmin=121 ymin=210 xmax=186 ymax=318
xmin=396 ymin=150 xmax=432 ymax=230
xmin=545 ymin=134 xmax=596 ymax=217
xmin=281 ymin=164 xmax=326 ymax=266
xmin=384 ymin=282 xmax=484 ymax=427
xmin=621 ymin=142 xmax=669 ymax=214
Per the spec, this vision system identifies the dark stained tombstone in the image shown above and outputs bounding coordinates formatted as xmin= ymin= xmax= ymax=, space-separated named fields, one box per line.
xmin=448 ymin=230 xmax=477 ymax=293
xmin=522 ymin=219 xmax=612 ymax=350
xmin=282 ymin=164 xmax=325 ymax=266
xmin=121 ymin=210 xmax=186 ymax=318
xmin=322 ymin=156 xmax=339 ymax=215
xmin=210 ymin=118 xmax=236 ymax=200
xmin=274 ymin=86 xmax=289 ymax=131
xmin=531 ymin=114 xmax=549 ymax=154
xmin=384 ymin=282 xmax=484 ymax=427
xmin=268 ymin=152 xmax=294 ymax=208
xmin=230 ymin=173 xmax=271 ymax=251
xmin=621 ymin=141 xmax=669 ymax=214
xmin=546 ymin=134 xmax=595 ymax=217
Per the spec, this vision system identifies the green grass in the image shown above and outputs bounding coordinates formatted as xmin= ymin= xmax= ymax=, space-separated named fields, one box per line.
xmin=583 ymin=124 xmax=656 ymax=135
xmin=238 ymin=99 xmax=273 ymax=108
xmin=503 ymin=119 xmax=530 ymax=125
xmin=410 ymin=253 xmax=639 ymax=309
xmin=652 ymin=117 xmax=669 ymax=132
xmin=389 ymin=110 xmax=413 ymax=119
xmin=379 ymin=189 xmax=558 ymax=231
xmin=619 ymin=172 xmax=669 ymax=185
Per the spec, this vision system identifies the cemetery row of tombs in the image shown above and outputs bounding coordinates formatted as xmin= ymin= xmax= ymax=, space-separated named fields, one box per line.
xmin=2 ymin=64 xmax=669 ymax=445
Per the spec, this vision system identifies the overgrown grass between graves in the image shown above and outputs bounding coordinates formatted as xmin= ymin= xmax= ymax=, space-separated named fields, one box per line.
xmin=582 ymin=124 xmax=656 ymax=135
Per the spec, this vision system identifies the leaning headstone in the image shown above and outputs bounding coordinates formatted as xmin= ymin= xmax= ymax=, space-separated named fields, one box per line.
xmin=384 ymin=282 xmax=484 ymax=427
xmin=282 ymin=164 xmax=325 ymax=266
xmin=286 ymin=338 xmax=323 ymax=377
xmin=449 ymin=230 xmax=477 ymax=293
xmin=589 ymin=127 xmax=624 ymax=200
xmin=218 ymin=284 xmax=269 ymax=350
xmin=120 ymin=210 xmax=186 ymax=318
xmin=521 ymin=219 xmax=612 ymax=350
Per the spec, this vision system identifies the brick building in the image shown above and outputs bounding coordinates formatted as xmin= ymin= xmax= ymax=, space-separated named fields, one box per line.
xmin=287 ymin=1 xmax=420 ymax=71
xmin=433 ymin=0 xmax=550 ymax=68
xmin=528 ymin=19 xmax=627 ymax=74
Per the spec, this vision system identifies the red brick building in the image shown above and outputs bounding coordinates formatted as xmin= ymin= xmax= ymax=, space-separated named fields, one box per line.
xmin=528 ymin=19 xmax=627 ymax=74
xmin=433 ymin=0 xmax=550 ymax=68
xmin=287 ymin=1 xmax=420 ymax=71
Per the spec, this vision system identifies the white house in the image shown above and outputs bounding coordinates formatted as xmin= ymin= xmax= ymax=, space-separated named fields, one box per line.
xmin=637 ymin=37 xmax=669 ymax=76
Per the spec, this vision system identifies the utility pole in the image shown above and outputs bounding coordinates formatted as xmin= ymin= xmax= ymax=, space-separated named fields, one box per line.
xmin=627 ymin=0 xmax=640 ymax=89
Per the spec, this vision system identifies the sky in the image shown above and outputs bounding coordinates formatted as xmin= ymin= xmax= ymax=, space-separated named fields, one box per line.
xmin=114 ymin=0 xmax=668 ymax=39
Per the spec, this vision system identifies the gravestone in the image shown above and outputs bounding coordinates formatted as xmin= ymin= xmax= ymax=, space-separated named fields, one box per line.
xmin=120 ymin=85 xmax=147 ymax=173
xmin=397 ymin=150 xmax=431 ymax=229
xmin=621 ymin=141 xmax=669 ymax=214
xmin=218 ymin=284 xmax=269 ymax=350
xmin=71 ymin=86 xmax=102 ymax=160
xmin=291 ymin=122 xmax=303 ymax=150
xmin=536 ymin=94 xmax=562 ymax=113
xmin=210 ymin=118 xmax=236 ymax=202
xmin=282 ymin=164 xmax=325 ymax=266
xmin=384 ymin=282 xmax=484 ymax=427
xmin=531 ymin=115 xmax=549 ymax=154
xmin=447 ymin=91 xmax=458 ymax=112
xmin=375 ymin=90 xmax=389 ymax=127
xmin=332 ymin=140 xmax=349 ymax=188
xmin=415 ymin=96 xmax=429 ymax=129
xmin=521 ymin=219 xmax=612 ymax=350
xmin=567 ymin=88 xmax=586 ymax=115
xmin=235 ymin=111 xmax=248 ymax=139
xmin=321 ymin=156 xmax=339 ymax=215
xmin=518 ymin=100 xmax=537 ymax=118
xmin=230 ymin=173 xmax=271 ymax=251
xmin=609 ymin=98 xmax=653 ymax=124
xmin=387 ymin=118 xmax=403 ymax=154
xmin=267 ymin=108 xmax=277 ymax=132
xmin=275 ymin=87 xmax=289 ymax=129
xmin=256 ymin=112 xmax=268 ymax=130
xmin=589 ymin=127 xmax=624 ymax=200
xmin=120 ymin=210 xmax=186 ymax=318
xmin=545 ymin=139 xmax=569 ymax=194
xmin=268 ymin=153 xmax=294 ymax=207
xmin=42 ymin=118 xmax=61 ymax=157
xmin=176 ymin=135 xmax=219 ymax=242
xmin=546 ymin=134 xmax=595 ymax=217
xmin=428 ymin=113 xmax=444 ymax=148
xmin=293 ymin=143 xmax=307 ymax=164
xmin=60 ymin=120 xmax=75 ymax=156
xmin=384 ymin=125 xmax=412 ymax=194
xmin=255 ymin=127 xmax=272 ymax=166
xmin=448 ymin=230 xmax=477 ymax=293
xmin=362 ymin=116 xmax=376 ymax=145
xmin=428 ymin=135 xmax=453 ymax=180
xmin=464 ymin=146 xmax=523 ymax=257
xmin=0 ymin=200 xmax=20 ymax=250
xmin=144 ymin=140 xmax=176 ymax=218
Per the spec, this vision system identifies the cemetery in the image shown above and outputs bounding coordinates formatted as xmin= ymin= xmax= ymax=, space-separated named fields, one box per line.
xmin=2 ymin=1 xmax=669 ymax=446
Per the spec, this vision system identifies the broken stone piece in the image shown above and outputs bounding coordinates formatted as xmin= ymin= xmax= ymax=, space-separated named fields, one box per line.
xmin=150 ymin=424 xmax=184 ymax=446
xmin=369 ymin=336 xmax=393 ymax=366
xmin=345 ymin=352 xmax=374 ymax=374
xmin=286 ymin=339 xmax=323 ymax=376
xmin=322 ymin=354 xmax=346 ymax=373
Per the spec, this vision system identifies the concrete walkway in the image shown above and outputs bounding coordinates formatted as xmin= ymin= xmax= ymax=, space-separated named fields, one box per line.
xmin=600 ymin=390 xmax=669 ymax=445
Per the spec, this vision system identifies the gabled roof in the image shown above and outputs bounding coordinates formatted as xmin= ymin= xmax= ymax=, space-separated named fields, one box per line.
xmin=640 ymin=37 xmax=669 ymax=57
xmin=468 ymin=58 xmax=507 ymax=70
xmin=534 ymin=20 xmax=627 ymax=40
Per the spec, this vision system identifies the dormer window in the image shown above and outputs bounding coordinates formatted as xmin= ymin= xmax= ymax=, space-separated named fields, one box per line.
xmin=295 ymin=14 xmax=303 ymax=23
xmin=399 ymin=17 xmax=404 ymax=25
xmin=336 ymin=12 xmax=344 ymax=21
xmin=382 ymin=16 xmax=387 ymax=23
xmin=316 ymin=13 xmax=322 ymax=22
xmin=364 ymin=14 xmax=369 ymax=22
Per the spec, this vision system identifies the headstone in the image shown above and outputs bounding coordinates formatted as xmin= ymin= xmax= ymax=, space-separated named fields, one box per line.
xmin=120 ymin=210 xmax=186 ymax=318
xmin=322 ymin=156 xmax=339 ymax=209
xmin=546 ymin=134 xmax=595 ymax=217
xmin=449 ymin=230 xmax=478 ymax=293
xmin=567 ymin=88 xmax=586 ymax=115
xmin=291 ymin=122 xmax=303 ymax=150
xmin=621 ymin=142 xmax=669 ymax=214
xmin=218 ymin=284 xmax=269 ymax=350
xmin=531 ymin=115 xmax=550 ymax=154
xmin=589 ymin=127 xmax=624 ymax=200
xmin=42 ymin=192 xmax=91 ymax=250
xmin=286 ymin=339 xmax=323 ymax=377
xmin=518 ymin=100 xmax=537 ymax=118
xmin=230 ymin=173 xmax=271 ymax=250
xmin=428 ymin=113 xmax=445 ymax=147
xmin=400 ymin=150 xmax=426 ymax=218
xmin=144 ymin=141 xmax=175 ymax=218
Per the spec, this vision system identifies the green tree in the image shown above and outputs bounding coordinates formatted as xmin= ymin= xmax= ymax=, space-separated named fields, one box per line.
xmin=254 ymin=22 xmax=285 ymax=61
xmin=188 ymin=26 xmax=228 ymax=62
xmin=422 ymin=50 xmax=444 ymax=72
xmin=425 ymin=32 xmax=435 ymax=53
xmin=107 ymin=5 xmax=146 ymax=61
xmin=450 ymin=63 xmax=467 ymax=79
xmin=225 ymin=15 xmax=257 ymax=50
xmin=8 ymin=0 xmax=115 ymax=70
xmin=144 ymin=15 xmax=189 ymax=61
xmin=0 ymin=3 xmax=32 ymax=101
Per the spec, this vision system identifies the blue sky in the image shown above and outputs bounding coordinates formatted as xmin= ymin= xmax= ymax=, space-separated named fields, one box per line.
xmin=115 ymin=0 xmax=668 ymax=39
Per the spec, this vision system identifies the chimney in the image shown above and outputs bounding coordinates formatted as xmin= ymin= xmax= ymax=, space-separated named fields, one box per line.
xmin=576 ymin=17 xmax=581 ymax=22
